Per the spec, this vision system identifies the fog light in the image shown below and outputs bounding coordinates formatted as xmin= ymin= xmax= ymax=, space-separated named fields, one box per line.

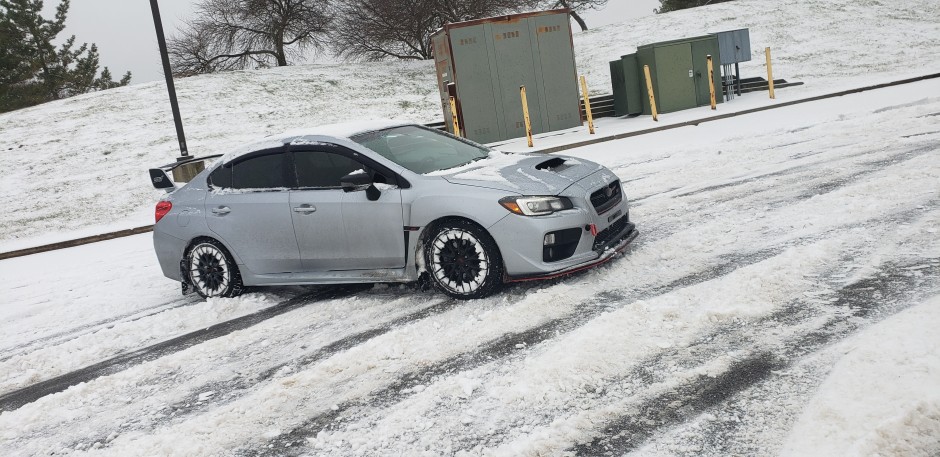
xmin=543 ymin=233 xmax=556 ymax=246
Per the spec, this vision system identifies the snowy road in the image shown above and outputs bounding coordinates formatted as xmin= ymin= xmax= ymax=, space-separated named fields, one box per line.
xmin=1 ymin=80 xmax=939 ymax=456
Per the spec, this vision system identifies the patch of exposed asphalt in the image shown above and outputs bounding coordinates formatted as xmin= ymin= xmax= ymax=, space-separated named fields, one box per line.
xmin=0 ymin=296 xmax=199 ymax=363
xmin=0 ymin=285 xmax=364 ymax=413
xmin=570 ymin=259 xmax=940 ymax=456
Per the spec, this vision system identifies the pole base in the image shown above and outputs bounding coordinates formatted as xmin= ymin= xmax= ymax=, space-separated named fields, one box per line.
xmin=172 ymin=158 xmax=205 ymax=183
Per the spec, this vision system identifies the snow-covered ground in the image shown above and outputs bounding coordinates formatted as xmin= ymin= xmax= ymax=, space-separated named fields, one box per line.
xmin=1 ymin=73 xmax=938 ymax=455
xmin=1 ymin=0 xmax=939 ymax=249
xmin=1 ymin=0 xmax=939 ymax=455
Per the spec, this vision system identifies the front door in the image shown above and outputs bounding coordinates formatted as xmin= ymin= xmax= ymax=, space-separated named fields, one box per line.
xmin=290 ymin=148 xmax=405 ymax=271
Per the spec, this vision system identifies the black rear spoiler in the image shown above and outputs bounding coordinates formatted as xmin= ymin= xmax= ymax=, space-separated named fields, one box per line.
xmin=149 ymin=154 xmax=222 ymax=191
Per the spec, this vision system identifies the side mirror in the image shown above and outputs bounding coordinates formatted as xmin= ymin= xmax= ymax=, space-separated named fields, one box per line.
xmin=340 ymin=171 xmax=381 ymax=201
xmin=340 ymin=171 xmax=372 ymax=192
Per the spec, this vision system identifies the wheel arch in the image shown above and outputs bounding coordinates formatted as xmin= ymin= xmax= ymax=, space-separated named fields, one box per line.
xmin=180 ymin=235 xmax=240 ymax=285
xmin=414 ymin=215 xmax=505 ymax=275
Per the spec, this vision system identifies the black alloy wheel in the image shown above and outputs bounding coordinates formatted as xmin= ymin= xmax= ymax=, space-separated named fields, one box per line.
xmin=426 ymin=220 xmax=504 ymax=299
xmin=186 ymin=239 xmax=244 ymax=298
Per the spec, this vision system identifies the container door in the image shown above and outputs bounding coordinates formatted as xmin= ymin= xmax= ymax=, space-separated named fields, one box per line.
xmin=491 ymin=19 xmax=543 ymax=139
xmin=691 ymin=39 xmax=722 ymax=107
xmin=532 ymin=13 xmax=580 ymax=131
xmin=654 ymin=43 xmax=696 ymax=113
xmin=449 ymin=25 xmax=500 ymax=143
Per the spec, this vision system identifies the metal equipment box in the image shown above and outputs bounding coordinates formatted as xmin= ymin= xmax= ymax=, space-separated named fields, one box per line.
xmin=610 ymin=53 xmax=644 ymax=116
xmin=714 ymin=28 xmax=751 ymax=64
xmin=635 ymin=35 xmax=723 ymax=114
xmin=431 ymin=10 xmax=582 ymax=143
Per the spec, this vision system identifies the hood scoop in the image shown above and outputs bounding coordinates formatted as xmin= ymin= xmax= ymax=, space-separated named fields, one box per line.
xmin=534 ymin=157 xmax=567 ymax=171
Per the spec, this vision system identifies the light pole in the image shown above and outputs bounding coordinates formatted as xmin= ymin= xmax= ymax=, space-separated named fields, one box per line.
xmin=150 ymin=0 xmax=203 ymax=182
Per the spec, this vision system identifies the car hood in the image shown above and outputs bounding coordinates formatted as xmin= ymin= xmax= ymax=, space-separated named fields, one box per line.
xmin=432 ymin=151 xmax=606 ymax=195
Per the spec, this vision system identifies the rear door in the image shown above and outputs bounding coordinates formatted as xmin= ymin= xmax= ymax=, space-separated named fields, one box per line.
xmin=290 ymin=146 xmax=406 ymax=271
xmin=205 ymin=150 xmax=301 ymax=275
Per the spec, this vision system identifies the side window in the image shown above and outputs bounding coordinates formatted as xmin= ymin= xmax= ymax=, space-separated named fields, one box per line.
xmin=232 ymin=152 xmax=291 ymax=189
xmin=208 ymin=165 xmax=232 ymax=188
xmin=294 ymin=150 xmax=365 ymax=188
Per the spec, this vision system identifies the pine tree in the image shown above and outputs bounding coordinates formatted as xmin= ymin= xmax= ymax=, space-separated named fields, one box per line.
xmin=0 ymin=0 xmax=131 ymax=113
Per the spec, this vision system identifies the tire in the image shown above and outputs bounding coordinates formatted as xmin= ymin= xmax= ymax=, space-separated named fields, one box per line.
xmin=425 ymin=219 xmax=504 ymax=299
xmin=185 ymin=239 xmax=244 ymax=299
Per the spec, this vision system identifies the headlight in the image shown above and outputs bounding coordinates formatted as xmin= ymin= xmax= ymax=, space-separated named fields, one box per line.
xmin=499 ymin=196 xmax=573 ymax=216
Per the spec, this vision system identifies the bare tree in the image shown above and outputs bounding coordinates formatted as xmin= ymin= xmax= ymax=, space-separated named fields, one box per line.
xmin=168 ymin=0 xmax=330 ymax=76
xmin=540 ymin=0 xmax=608 ymax=31
xmin=332 ymin=0 xmax=526 ymax=61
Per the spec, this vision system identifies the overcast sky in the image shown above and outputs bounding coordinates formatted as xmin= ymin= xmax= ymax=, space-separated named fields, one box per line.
xmin=45 ymin=0 xmax=660 ymax=84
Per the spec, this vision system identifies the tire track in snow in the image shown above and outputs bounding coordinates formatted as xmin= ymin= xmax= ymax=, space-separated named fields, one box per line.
xmin=241 ymin=246 xmax=791 ymax=455
xmin=267 ymin=199 xmax=936 ymax=456
xmin=56 ymin=294 xmax=461 ymax=452
xmin=240 ymin=166 xmax=938 ymax=455
xmin=678 ymin=144 xmax=931 ymax=204
xmin=0 ymin=296 xmax=200 ymax=364
xmin=160 ymin=298 xmax=459 ymax=419
xmin=0 ymin=285 xmax=366 ymax=413
xmin=570 ymin=259 xmax=940 ymax=455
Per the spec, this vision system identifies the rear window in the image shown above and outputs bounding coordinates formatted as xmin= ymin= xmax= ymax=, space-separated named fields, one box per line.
xmin=231 ymin=152 xmax=291 ymax=189
xmin=208 ymin=165 xmax=232 ymax=188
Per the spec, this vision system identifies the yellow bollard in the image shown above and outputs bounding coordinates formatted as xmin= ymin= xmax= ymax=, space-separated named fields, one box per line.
xmin=579 ymin=75 xmax=595 ymax=134
xmin=449 ymin=96 xmax=461 ymax=137
xmin=643 ymin=65 xmax=658 ymax=121
xmin=520 ymin=85 xmax=533 ymax=147
xmin=765 ymin=47 xmax=776 ymax=99
xmin=707 ymin=55 xmax=717 ymax=110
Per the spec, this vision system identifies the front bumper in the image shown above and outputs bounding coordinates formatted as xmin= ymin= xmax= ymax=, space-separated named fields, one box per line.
xmin=487 ymin=188 xmax=638 ymax=281
xmin=505 ymin=221 xmax=638 ymax=282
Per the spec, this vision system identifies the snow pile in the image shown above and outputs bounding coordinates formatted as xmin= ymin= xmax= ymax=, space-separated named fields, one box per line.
xmin=1 ymin=0 xmax=939 ymax=249
xmin=782 ymin=296 xmax=940 ymax=457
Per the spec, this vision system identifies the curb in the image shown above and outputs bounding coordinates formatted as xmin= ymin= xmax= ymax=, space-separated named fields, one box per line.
xmin=0 ymin=225 xmax=154 ymax=261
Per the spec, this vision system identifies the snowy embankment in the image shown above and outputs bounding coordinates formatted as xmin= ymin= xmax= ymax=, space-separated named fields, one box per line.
xmin=1 ymin=0 xmax=939 ymax=249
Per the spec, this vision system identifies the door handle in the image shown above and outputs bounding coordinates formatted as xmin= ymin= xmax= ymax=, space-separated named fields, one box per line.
xmin=293 ymin=205 xmax=316 ymax=213
xmin=211 ymin=206 xmax=231 ymax=215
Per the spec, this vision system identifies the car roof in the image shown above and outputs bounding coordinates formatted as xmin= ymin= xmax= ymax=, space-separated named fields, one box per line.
xmin=220 ymin=119 xmax=412 ymax=164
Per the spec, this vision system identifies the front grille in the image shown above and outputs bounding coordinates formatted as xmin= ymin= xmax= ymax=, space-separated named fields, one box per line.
xmin=590 ymin=180 xmax=622 ymax=215
xmin=593 ymin=214 xmax=631 ymax=251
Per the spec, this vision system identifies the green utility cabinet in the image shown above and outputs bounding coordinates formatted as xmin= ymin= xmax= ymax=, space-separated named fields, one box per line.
xmin=610 ymin=53 xmax=643 ymax=116
xmin=431 ymin=10 xmax=581 ymax=143
xmin=610 ymin=35 xmax=723 ymax=116
xmin=633 ymin=35 xmax=723 ymax=115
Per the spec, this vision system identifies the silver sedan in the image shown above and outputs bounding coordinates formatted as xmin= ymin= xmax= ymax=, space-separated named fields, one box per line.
xmin=150 ymin=120 xmax=637 ymax=299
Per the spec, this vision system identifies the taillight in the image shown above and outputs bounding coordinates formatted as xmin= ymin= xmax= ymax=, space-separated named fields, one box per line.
xmin=155 ymin=201 xmax=172 ymax=223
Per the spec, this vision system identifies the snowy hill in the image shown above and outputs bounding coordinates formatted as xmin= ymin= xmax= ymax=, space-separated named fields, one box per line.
xmin=1 ymin=0 xmax=939 ymax=249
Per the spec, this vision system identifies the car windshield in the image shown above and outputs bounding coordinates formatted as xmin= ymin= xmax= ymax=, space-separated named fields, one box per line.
xmin=351 ymin=125 xmax=490 ymax=174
